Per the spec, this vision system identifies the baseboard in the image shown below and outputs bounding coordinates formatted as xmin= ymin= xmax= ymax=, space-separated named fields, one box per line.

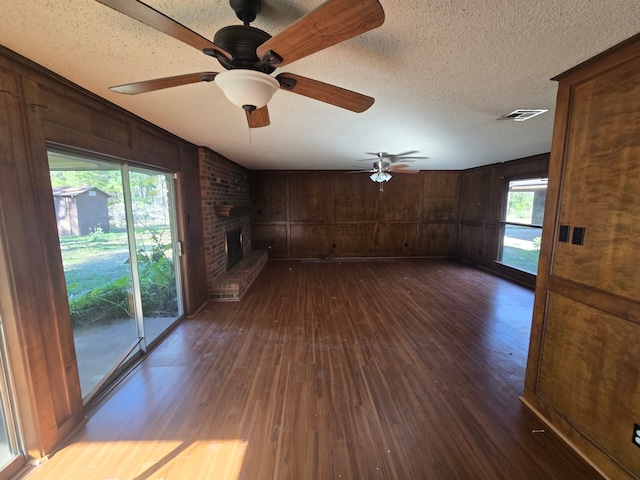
xmin=519 ymin=396 xmax=612 ymax=480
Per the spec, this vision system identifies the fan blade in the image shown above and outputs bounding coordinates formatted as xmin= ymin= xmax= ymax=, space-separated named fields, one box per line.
xmin=356 ymin=157 xmax=414 ymax=162
xmin=257 ymin=0 xmax=384 ymax=67
xmin=358 ymin=152 xmax=427 ymax=162
xmin=389 ymin=156 xmax=428 ymax=162
xmin=277 ymin=73 xmax=374 ymax=113
xmin=348 ymin=169 xmax=375 ymax=173
xmin=95 ymin=0 xmax=231 ymax=59
xmin=391 ymin=150 xmax=418 ymax=157
xmin=110 ymin=72 xmax=218 ymax=94
xmin=246 ymin=106 xmax=271 ymax=128
xmin=390 ymin=166 xmax=419 ymax=173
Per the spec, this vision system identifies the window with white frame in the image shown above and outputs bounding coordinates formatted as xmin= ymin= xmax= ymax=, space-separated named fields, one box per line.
xmin=499 ymin=178 xmax=547 ymax=274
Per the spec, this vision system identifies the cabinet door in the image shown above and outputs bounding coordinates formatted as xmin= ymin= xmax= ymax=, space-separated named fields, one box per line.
xmin=538 ymin=293 xmax=640 ymax=475
xmin=552 ymin=57 xmax=640 ymax=302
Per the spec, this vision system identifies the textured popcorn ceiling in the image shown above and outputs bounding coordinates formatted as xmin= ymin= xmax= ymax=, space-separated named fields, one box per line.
xmin=1 ymin=0 xmax=639 ymax=170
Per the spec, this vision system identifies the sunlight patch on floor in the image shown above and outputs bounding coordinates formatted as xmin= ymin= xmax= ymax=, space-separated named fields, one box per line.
xmin=22 ymin=440 xmax=247 ymax=480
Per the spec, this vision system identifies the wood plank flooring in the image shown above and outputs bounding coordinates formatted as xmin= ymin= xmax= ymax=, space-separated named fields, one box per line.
xmin=17 ymin=259 xmax=603 ymax=480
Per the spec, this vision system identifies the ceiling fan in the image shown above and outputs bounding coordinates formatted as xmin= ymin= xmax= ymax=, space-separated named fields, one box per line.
xmin=351 ymin=153 xmax=419 ymax=191
xmin=96 ymin=0 xmax=385 ymax=128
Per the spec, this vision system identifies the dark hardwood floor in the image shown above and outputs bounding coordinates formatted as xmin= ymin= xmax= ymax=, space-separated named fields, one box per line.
xmin=19 ymin=259 xmax=603 ymax=480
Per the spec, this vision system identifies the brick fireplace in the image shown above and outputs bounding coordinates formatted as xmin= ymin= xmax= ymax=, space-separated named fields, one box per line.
xmin=199 ymin=147 xmax=266 ymax=301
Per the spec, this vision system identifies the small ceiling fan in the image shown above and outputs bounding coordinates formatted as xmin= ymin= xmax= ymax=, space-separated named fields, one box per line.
xmin=96 ymin=0 xmax=385 ymax=128
xmin=350 ymin=154 xmax=419 ymax=191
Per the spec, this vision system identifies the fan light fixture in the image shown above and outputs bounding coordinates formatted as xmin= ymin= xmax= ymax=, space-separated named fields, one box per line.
xmin=215 ymin=69 xmax=280 ymax=112
xmin=370 ymin=171 xmax=392 ymax=183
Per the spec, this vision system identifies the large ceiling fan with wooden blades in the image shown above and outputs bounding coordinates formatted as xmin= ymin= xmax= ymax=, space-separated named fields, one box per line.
xmin=97 ymin=0 xmax=385 ymax=128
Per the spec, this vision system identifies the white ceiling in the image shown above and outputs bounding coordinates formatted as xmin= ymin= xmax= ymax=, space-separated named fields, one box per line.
xmin=2 ymin=0 xmax=639 ymax=171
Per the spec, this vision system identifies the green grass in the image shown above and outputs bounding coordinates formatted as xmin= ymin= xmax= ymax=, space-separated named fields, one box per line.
xmin=501 ymin=246 xmax=540 ymax=274
xmin=59 ymin=226 xmax=178 ymax=328
xmin=60 ymin=230 xmax=131 ymax=296
xmin=59 ymin=226 xmax=173 ymax=296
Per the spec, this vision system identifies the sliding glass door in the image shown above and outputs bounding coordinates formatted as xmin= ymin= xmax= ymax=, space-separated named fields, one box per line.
xmin=48 ymin=151 xmax=182 ymax=400
xmin=129 ymin=167 xmax=182 ymax=345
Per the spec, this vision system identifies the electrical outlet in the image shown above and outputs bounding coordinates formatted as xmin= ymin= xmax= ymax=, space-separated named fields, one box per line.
xmin=632 ymin=424 xmax=640 ymax=448
xmin=572 ymin=226 xmax=586 ymax=245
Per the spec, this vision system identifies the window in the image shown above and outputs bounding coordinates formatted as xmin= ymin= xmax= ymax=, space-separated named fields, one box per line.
xmin=499 ymin=178 xmax=547 ymax=274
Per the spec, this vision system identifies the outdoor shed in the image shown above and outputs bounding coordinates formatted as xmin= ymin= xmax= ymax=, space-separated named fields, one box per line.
xmin=52 ymin=186 xmax=110 ymax=237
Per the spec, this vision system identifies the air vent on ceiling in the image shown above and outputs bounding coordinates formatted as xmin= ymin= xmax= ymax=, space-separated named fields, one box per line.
xmin=498 ymin=109 xmax=548 ymax=121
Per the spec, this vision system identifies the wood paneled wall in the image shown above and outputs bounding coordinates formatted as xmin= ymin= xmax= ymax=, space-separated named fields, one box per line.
xmin=0 ymin=47 xmax=206 ymax=459
xmin=523 ymin=34 xmax=640 ymax=480
xmin=250 ymin=170 xmax=460 ymax=259
xmin=457 ymin=154 xmax=549 ymax=286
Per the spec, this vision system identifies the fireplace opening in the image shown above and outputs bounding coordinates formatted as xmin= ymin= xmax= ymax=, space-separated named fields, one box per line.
xmin=226 ymin=227 xmax=243 ymax=271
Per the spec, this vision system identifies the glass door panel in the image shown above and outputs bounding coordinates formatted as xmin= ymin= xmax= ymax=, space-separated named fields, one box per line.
xmin=0 ymin=325 xmax=21 ymax=474
xmin=0 ymin=405 xmax=12 ymax=466
xmin=129 ymin=168 xmax=182 ymax=345
xmin=0 ymin=222 xmax=25 ymax=476
xmin=48 ymin=152 xmax=141 ymax=398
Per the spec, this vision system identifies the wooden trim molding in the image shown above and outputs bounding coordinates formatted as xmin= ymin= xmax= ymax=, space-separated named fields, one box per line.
xmin=520 ymin=396 xmax=614 ymax=480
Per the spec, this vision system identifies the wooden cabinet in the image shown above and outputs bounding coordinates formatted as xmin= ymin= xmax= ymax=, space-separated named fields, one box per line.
xmin=523 ymin=33 xmax=640 ymax=480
